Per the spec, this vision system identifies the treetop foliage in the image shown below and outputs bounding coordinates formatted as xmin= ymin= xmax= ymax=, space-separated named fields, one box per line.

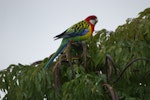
xmin=0 ymin=8 xmax=150 ymax=100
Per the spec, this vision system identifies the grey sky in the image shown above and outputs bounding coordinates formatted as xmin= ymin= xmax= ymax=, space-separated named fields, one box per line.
xmin=0 ymin=0 xmax=150 ymax=70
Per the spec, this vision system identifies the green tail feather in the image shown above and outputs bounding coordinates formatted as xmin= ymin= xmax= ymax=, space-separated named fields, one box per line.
xmin=44 ymin=39 xmax=68 ymax=69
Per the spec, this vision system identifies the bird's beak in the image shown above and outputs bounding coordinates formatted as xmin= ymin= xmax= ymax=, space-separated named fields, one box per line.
xmin=96 ymin=18 xmax=98 ymax=23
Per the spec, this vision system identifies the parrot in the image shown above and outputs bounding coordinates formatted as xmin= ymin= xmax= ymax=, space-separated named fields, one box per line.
xmin=45 ymin=15 xmax=98 ymax=69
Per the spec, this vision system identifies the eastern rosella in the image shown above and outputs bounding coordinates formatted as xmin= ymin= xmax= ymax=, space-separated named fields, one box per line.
xmin=45 ymin=15 xmax=98 ymax=68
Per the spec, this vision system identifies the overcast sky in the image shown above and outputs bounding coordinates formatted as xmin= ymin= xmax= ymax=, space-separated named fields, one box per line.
xmin=0 ymin=0 xmax=150 ymax=70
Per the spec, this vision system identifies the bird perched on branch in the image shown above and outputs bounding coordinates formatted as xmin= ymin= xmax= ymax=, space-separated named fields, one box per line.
xmin=45 ymin=15 xmax=98 ymax=69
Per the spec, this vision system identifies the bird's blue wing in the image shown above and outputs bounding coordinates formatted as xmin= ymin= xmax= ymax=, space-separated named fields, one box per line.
xmin=69 ymin=28 xmax=89 ymax=37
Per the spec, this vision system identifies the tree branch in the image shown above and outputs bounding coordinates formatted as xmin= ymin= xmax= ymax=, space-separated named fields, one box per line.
xmin=105 ymin=55 xmax=118 ymax=82
xmin=103 ymin=83 xmax=118 ymax=100
xmin=113 ymin=57 xmax=150 ymax=83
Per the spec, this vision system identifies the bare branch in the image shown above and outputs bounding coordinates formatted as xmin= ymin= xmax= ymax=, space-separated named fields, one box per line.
xmin=105 ymin=55 xmax=118 ymax=82
xmin=52 ymin=62 xmax=61 ymax=92
xmin=113 ymin=57 xmax=150 ymax=83
xmin=103 ymin=83 xmax=119 ymax=100
xmin=82 ymin=42 xmax=87 ymax=68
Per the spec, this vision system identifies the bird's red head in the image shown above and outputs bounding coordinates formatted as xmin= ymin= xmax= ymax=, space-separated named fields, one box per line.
xmin=85 ymin=15 xmax=98 ymax=25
